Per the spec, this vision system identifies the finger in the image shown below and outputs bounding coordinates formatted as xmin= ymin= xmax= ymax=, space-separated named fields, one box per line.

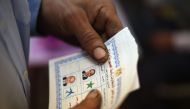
xmin=72 ymin=90 xmax=102 ymax=109
xmin=93 ymin=7 xmax=107 ymax=33
xmin=105 ymin=13 xmax=123 ymax=37
xmin=67 ymin=10 xmax=109 ymax=63
xmin=96 ymin=6 xmax=123 ymax=37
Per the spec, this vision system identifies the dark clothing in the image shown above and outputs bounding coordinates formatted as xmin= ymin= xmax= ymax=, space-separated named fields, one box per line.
xmin=82 ymin=71 xmax=88 ymax=80
xmin=63 ymin=77 xmax=67 ymax=86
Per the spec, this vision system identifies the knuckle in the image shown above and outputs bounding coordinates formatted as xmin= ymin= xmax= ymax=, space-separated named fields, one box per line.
xmin=63 ymin=9 xmax=81 ymax=21
xmin=100 ymin=7 xmax=113 ymax=19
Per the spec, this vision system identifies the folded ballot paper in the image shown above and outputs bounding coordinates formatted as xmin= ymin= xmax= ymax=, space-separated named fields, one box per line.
xmin=49 ymin=27 xmax=139 ymax=109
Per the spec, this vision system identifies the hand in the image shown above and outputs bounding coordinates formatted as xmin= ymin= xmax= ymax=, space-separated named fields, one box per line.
xmin=38 ymin=0 xmax=123 ymax=63
xmin=72 ymin=90 xmax=101 ymax=109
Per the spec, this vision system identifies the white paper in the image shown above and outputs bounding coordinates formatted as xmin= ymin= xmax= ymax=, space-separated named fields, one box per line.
xmin=49 ymin=27 xmax=139 ymax=109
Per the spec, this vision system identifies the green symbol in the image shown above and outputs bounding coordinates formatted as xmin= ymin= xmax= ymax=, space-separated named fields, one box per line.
xmin=87 ymin=81 xmax=94 ymax=89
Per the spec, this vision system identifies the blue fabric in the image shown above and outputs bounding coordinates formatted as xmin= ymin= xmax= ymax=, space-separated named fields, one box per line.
xmin=28 ymin=0 xmax=41 ymax=35
xmin=0 ymin=0 xmax=31 ymax=108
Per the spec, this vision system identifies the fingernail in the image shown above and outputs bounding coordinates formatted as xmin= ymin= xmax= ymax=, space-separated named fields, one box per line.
xmin=93 ymin=47 xmax=106 ymax=60
xmin=87 ymin=90 xmax=99 ymax=98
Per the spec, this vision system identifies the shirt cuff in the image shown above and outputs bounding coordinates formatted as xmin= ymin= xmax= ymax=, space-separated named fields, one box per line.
xmin=28 ymin=0 xmax=41 ymax=35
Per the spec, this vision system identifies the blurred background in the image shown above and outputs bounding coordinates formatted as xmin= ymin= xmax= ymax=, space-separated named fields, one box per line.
xmin=29 ymin=0 xmax=190 ymax=109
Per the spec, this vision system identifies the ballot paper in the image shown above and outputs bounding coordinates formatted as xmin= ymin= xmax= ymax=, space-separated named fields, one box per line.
xmin=49 ymin=27 xmax=139 ymax=109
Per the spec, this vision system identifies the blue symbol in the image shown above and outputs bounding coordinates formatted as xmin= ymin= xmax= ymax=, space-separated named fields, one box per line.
xmin=66 ymin=88 xmax=74 ymax=97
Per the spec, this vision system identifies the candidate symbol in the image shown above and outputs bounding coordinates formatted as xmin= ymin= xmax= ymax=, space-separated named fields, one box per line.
xmin=87 ymin=81 xmax=94 ymax=89
xmin=66 ymin=88 xmax=74 ymax=97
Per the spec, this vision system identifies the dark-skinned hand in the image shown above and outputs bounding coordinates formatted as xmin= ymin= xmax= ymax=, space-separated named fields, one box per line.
xmin=72 ymin=90 xmax=101 ymax=109
xmin=37 ymin=0 xmax=123 ymax=108
xmin=38 ymin=0 xmax=123 ymax=63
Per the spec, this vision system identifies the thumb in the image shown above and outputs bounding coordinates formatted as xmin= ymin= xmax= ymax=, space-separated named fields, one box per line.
xmin=72 ymin=90 xmax=102 ymax=109
xmin=70 ymin=11 xmax=108 ymax=63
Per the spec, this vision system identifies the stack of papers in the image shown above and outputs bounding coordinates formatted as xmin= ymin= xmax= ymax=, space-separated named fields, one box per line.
xmin=49 ymin=27 xmax=139 ymax=109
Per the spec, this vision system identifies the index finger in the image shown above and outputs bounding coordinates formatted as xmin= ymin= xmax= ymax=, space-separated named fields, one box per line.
xmin=93 ymin=3 xmax=123 ymax=38
xmin=105 ymin=11 xmax=123 ymax=37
